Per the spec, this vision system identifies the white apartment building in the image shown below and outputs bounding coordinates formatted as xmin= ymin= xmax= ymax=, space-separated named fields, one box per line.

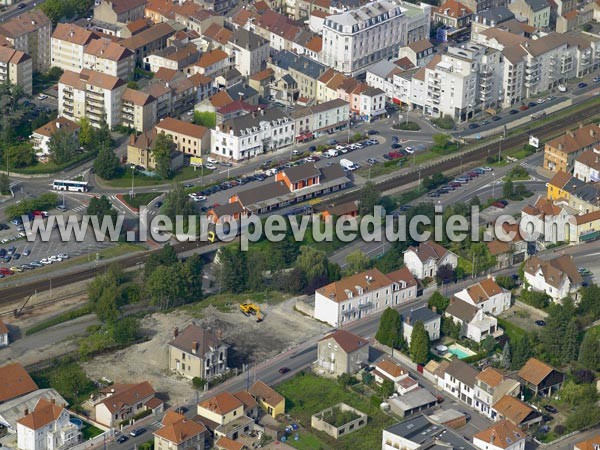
xmin=523 ymin=254 xmax=583 ymax=302
xmin=0 ymin=9 xmax=51 ymax=72
xmin=291 ymin=98 xmax=350 ymax=139
xmin=0 ymin=46 xmax=32 ymax=95
xmin=83 ymin=39 xmax=135 ymax=80
xmin=443 ymin=359 xmax=479 ymax=407
xmin=58 ymin=69 xmax=126 ymax=128
xmin=50 ymin=24 xmax=96 ymax=73
xmin=17 ymin=398 xmax=79 ymax=450
xmin=211 ymin=107 xmax=294 ymax=161
xmin=229 ymin=28 xmax=270 ymax=77
xmin=321 ymin=0 xmax=430 ymax=76
xmin=314 ymin=268 xmax=417 ymax=327
xmin=359 ymin=87 xmax=386 ymax=121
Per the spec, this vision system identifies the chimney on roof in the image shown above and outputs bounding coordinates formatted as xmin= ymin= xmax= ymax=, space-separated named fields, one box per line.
xmin=406 ymin=315 xmax=411 ymax=325
xmin=56 ymin=121 xmax=61 ymax=129
xmin=130 ymin=134 xmax=135 ymax=145
xmin=216 ymin=329 xmax=223 ymax=339
xmin=51 ymin=398 xmax=55 ymax=405
xmin=260 ymin=108 xmax=265 ymax=115
xmin=580 ymin=123 xmax=584 ymax=128
xmin=558 ymin=143 xmax=564 ymax=150
xmin=568 ymin=130 xmax=574 ymax=138
xmin=24 ymin=409 xmax=29 ymax=416
xmin=591 ymin=129 xmax=595 ymax=137
xmin=192 ymin=341 xmax=198 ymax=354
xmin=173 ymin=327 xmax=179 ymax=337
xmin=69 ymin=29 xmax=74 ymax=37
xmin=431 ymin=305 xmax=437 ymax=313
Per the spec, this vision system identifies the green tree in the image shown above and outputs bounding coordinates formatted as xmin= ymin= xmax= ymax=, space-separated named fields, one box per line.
xmin=375 ymin=307 xmax=403 ymax=349
xmin=162 ymin=183 xmax=195 ymax=221
xmin=48 ymin=363 xmax=95 ymax=404
xmin=295 ymin=246 xmax=329 ymax=285
xmin=87 ymin=195 xmax=117 ymax=220
xmin=503 ymin=179 xmax=514 ymax=199
xmin=379 ymin=379 xmax=395 ymax=398
xmin=481 ymin=335 xmax=496 ymax=353
xmin=152 ymin=133 xmax=173 ymax=178
xmin=358 ymin=181 xmax=381 ymax=215
xmin=344 ymin=250 xmax=371 ymax=275
xmin=579 ymin=329 xmax=600 ymax=371
xmin=0 ymin=173 xmax=9 ymax=195
xmin=49 ymin=127 xmax=78 ymax=164
xmin=561 ymin=319 xmax=580 ymax=363
xmin=578 ymin=284 xmax=600 ymax=321
xmin=78 ymin=118 xmax=94 ymax=150
xmin=193 ymin=111 xmax=216 ymax=128
xmin=6 ymin=143 xmax=35 ymax=168
xmin=109 ymin=317 xmax=139 ymax=344
xmin=127 ymin=81 xmax=139 ymax=89
xmin=428 ymin=291 xmax=449 ymax=313
xmin=94 ymin=145 xmax=120 ymax=179
xmin=218 ymin=246 xmax=248 ymax=293
xmin=409 ymin=321 xmax=430 ymax=364
xmin=501 ymin=341 xmax=511 ymax=369
xmin=144 ymin=244 xmax=178 ymax=279
xmin=566 ymin=401 xmax=600 ymax=432
xmin=39 ymin=0 xmax=93 ymax=23
xmin=432 ymin=133 xmax=450 ymax=149
xmin=470 ymin=196 xmax=481 ymax=207
xmin=361 ymin=372 xmax=374 ymax=385
xmin=511 ymin=335 xmax=532 ymax=370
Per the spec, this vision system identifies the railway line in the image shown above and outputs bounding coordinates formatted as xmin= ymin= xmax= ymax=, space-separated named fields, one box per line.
xmin=0 ymin=105 xmax=595 ymax=305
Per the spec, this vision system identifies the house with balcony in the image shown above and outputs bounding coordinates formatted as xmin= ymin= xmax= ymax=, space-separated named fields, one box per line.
xmin=0 ymin=46 xmax=31 ymax=94
xmin=443 ymin=359 xmax=480 ymax=406
xmin=121 ymin=88 xmax=157 ymax=133
xmin=316 ymin=330 xmax=369 ymax=377
xmin=473 ymin=368 xmax=520 ymax=420
xmin=168 ymin=324 xmax=229 ymax=381
xmin=445 ymin=299 xmax=500 ymax=343
xmin=453 ymin=277 xmax=511 ymax=315
xmin=16 ymin=398 xmax=79 ymax=450
xmin=0 ymin=9 xmax=51 ymax=72
xmin=83 ymin=38 xmax=135 ymax=80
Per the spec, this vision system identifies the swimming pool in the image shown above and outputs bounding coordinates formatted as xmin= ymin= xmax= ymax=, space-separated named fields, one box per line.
xmin=447 ymin=344 xmax=476 ymax=359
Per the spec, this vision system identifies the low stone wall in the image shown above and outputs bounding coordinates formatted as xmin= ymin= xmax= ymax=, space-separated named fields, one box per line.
xmin=295 ymin=296 xmax=314 ymax=318
xmin=310 ymin=403 xmax=367 ymax=439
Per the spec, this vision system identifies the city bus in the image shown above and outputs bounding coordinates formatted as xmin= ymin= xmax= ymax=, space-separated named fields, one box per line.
xmin=52 ymin=179 xmax=89 ymax=192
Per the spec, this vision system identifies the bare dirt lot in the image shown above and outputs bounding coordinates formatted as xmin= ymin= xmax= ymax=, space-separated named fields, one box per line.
xmin=83 ymin=296 xmax=329 ymax=406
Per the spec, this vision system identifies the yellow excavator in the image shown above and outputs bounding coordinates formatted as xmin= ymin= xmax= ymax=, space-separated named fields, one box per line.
xmin=239 ymin=303 xmax=263 ymax=322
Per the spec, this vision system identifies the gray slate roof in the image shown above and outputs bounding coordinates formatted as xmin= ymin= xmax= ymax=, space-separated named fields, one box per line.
xmin=407 ymin=306 xmax=440 ymax=324
xmin=231 ymin=28 xmax=268 ymax=51
xmin=384 ymin=414 xmax=477 ymax=449
xmin=525 ymin=0 xmax=549 ymax=12
xmin=219 ymin=107 xmax=290 ymax=136
xmin=271 ymin=50 xmax=327 ymax=80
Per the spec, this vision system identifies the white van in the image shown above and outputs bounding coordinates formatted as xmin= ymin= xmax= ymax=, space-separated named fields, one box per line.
xmin=340 ymin=158 xmax=358 ymax=171
xmin=325 ymin=149 xmax=339 ymax=158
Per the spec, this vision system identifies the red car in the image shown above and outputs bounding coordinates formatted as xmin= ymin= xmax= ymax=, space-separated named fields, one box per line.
xmin=519 ymin=105 xmax=529 ymax=111
xmin=492 ymin=202 xmax=506 ymax=208
xmin=0 ymin=268 xmax=14 ymax=275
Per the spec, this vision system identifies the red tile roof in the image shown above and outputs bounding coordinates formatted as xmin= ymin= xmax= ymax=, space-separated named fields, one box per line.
xmin=319 ymin=329 xmax=369 ymax=354
xmin=17 ymin=398 xmax=64 ymax=430
xmin=0 ymin=362 xmax=38 ymax=403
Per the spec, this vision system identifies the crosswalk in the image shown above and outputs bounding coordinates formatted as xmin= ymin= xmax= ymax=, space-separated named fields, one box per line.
xmin=520 ymin=161 xmax=537 ymax=170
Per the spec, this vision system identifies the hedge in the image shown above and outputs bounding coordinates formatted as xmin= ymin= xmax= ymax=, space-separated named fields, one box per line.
xmin=26 ymin=305 xmax=92 ymax=335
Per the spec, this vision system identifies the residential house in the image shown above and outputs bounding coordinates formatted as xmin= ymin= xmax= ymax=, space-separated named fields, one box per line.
xmin=249 ymin=381 xmax=285 ymax=418
xmin=232 ymin=392 xmax=258 ymax=421
xmin=486 ymin=240 xmax=515 ymax=270
xmin=58 ymin=69 xmax=126 ymax=129
xmin=94 ymin=381 xmax=163 ymax=428
xmin=445 ymin=299 xmax=499 ymax=343
xmin=574 ymin=149 xmax=600 ymax=182
xmin=121 ymin=22 xmax=176 ymax=64
xmin=316 ymin=329 xmax=369 ymax=376
xmin=508 ymin=0 xmax=550 ymax=28
xmin=543 ymin=124 xmax=600 ymax=173
xmin=358 ymin=87 xmax=386 ymax=122
xmin=0 ymin=389 xmax=66 ymax=435
xmin=398 ymin=40 xmax=435 ymax=68
xmin=31 ymin=117 xmax=80 ymax=157
xmin=249 ymin=68 xmax=274 ymax=98
xmin=314 ymin=268 xmax=417 ymax=327
xmin=144 ymin=44 xmax=200 ymax=73
xmin=291 ymin=99 xmax=349 ymax=141
xmin=517 ymin=358 xmax=564 ymax=396
xmin=126 ymin=130 xmax=184 ymax=172
xmin=373 ymin=360 xmax=419 ymax=395
xmin=0 ymin=9 xmax=51 ymax=71
xmin=153 ymin=410 xmax=206 ymax=450
xmin=122 ymin=88 xmax=157 ymax=133
xmin=0 ymin=319 xmax=7 ymax=347
xmin=197 ymin=392 xmax=244 ymax=426
xmin=453 ymin=277 xmax=511 ymax=315
xmin=575 ymin=435 xmax=600 ymax=450
xmin=321 ymin=0 xmax=431 ymax=76
xmin=195 ymin=49 xmax=231 ymax=78
xmin=155 ymin=117 xmax=210 ymax=158
xmin=168 ymin=324 xmax=229 ymax=381
xmin=50 ymin=24 xmax=97 ymax=73
xmin=0 ymin=46 xmax=32 ymax=95
xmin=215 ymin=437 xmax=246 ymax=450
xmin=16 ymin=398 xmax=79 ymax=450
xmin=0 ymin=363 xmax=38 ymax=404
xmin=403 ymin=240 xmax=458 ymax=279
xmin=83 ymin=39 xmax=135 ymax=80
xmin=572 ymin=209 xmax=600 ymax=243
xmin=94 ymin=0 xmax=147 ymax=25
xmin=443 ymin=359 xmax=479 ymax=406
xmin=473 ymin=368 xmax=520 ymax=420
xmin=433 ymin=1 xmax=473 ymax=31
xmin=473 ymin=420 xmax=526 ymax=450
xmin=546 ymin=170 xmax=600 ymax=214
xmin=211 ymin=107 xmax=294 ymax=161
xmin=229 ymin=28 xmax=269 ymax=77
xmin=403 ymin=306 xmax=441 ymax=345
xmin=492 ymin=395 xmax=542 ymax=430
xmin=268 ymin=50 xmax=327 ymax=103
xmin=523 ymin=255 xmax=583 ymax=302
xmin=382 ymin=414 xmax=478 ymax=450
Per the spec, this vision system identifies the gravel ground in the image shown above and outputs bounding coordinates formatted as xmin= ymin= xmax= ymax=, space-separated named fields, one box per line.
xmin=83 ymin=296 xmax=329 ymax=406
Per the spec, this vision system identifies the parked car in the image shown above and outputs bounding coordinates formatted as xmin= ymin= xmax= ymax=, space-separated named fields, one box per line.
xmin=528 ymin=102 xmax=537 ymax=108
xmin=116 ymin=436 xmax=129 ymax=444
xmin=492 ymin=201 xmax=506 ymax=208
xmin=204 ymin=163 xmax=216 ymax=170
xmin=535 ymin=320 xmax=546 ymax=326
xmin=491 ymin=115 xmax=502 ymax=121
xmin=468 ymin=123 xmax=479 ymax=129
xmin=129 ymin=428 xmax=146 ymax=437
xmin=509 ymin=109 xmax=519 ymax=115
xmin=536 ymin=98 xmax=546 ymax=104
xmin=578 ymin=82 xmax=588 ymax=89
xmin=279 ymin=367 xmax=291 ymax=374
xmin=544 ymin=405 xmax=558 ymax=414
xmin=519 ymin=105 xmax=529 ymax=111
xmin=154 ymin=201 xmax=163 ymax=208
xmin=368 ymin=129 xmax=379 ymax=135
xmin=594 ymin=76 xmax=600 ymax=83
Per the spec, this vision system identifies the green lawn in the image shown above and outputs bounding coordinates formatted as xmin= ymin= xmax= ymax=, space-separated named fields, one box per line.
xmin=497 ymin=317 xmax=528 ymax=342
xmin=81 ymin=423 xmax=104 ymax=440
xmin=276 ymin=373 xmax=396 ymax=450
xmin=122 ymin=192 xmax=163 ymax=209
xmin=356 ymin=160 xmax=405 ymax=179
xmin=288 ymin=430 xmax=328 ymax=449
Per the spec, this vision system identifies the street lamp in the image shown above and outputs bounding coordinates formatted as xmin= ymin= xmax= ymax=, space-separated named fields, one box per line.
xmin=498 ymin=136 xmax=503 ymax=163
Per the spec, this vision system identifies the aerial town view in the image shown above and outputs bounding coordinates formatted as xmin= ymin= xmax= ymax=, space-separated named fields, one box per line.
xmin=2 ymin=0 xmax=600 ymax=448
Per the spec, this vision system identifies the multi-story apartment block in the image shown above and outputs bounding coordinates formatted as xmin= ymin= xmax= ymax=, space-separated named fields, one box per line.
xmin=461 ymin=0 xmax=509 ymax=13
xmin=433 ymin=0 xmax=474 ymax=29
xmin=508 ymin=0 xmax=550 ymax=29
xmin=144 ymin=44 xmax=200 ymax=73
xmin=51 ymin=24 xmax=97 ymax=73
xmin=314 ymin=267 xmax=418 ymax=327
xmin=168 ymin=325 xmax=229 ymax=381
xmin=58 ymin=69 xmax=126 ymax=129
xmin=155 ymin=118 xmax=210 ymax=157
xmin=269 ymin=50 xmax=327 ymax=102
xmin=94 ymin=0 xmax=147 ymax=25
xmin=83 ymin=39 xmax=135 ymax=80
xmin=443 ymin=359 xmax=479 ymax=406
xmin=121 ymin=22 xmax=175 ymax=64
xmin=321 ymin=0 xmax=430 ymax=76
xmin=16 ymin=398 xmax=79 ymax=450
xmin=211 ymin=107 xmax=294 ymax=161
xmin=122 ymin=88 xmax=157 ymax=132
xmin=0 ymin=46 xmax=31 ymax=94
xmin=229 ymin=28 xmax=269 ymax=77
xmin=0 ymin=9 xmax=51 ymax=72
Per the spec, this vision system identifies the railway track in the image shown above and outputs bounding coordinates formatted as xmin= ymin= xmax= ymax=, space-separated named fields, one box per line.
xmin=0 ymin=105 xmax=596 ymax=304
